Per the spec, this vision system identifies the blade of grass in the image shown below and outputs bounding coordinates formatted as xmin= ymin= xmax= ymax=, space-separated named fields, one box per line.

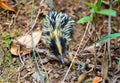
xmin=97 ymin=9 xmax=116 ymax=17
xmin=96 ymin=33 xmax=120 ymax=43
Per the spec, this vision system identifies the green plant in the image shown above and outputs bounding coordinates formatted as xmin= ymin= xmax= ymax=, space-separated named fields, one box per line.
xmin=96 ymin=33 xmax=120 ymax=43
xmin=2 ymin=32 xmax=11 ymax=48
xmin=77 ymin=0 xmax=118 ymax=79
xmin=5 ymin=51 xmax=13 ymax=64
xmin=1 ymin=29 xmax=18 ymax=65
xmin=96 ymin=33 xmax=120 ymax=68
xmin=2 ymin=29 xmax=18 ymax=48
xmin=114 ymin=0 xmax=120 ymax=2
xmin=77 ymin=0 xmax=116 ymax=24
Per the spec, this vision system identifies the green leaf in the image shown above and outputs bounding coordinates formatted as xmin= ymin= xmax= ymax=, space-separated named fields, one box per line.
xmin=2 ymin=39 xmax=11 ymax=48
xmin=118 ymin=58 xmax=120 ymax=67
xmin=90 ymin=9 xmax=95 ymax=13
xmin=5 ymin=51 xmax=13 ymax=63
xmin=114 ymin=0 xmax=120 ymax=2
xmin=97 ymin=9 xmax=116 ymax=16
xmin=77 ymin=16 xmax=91 ymax=24
xmin=96 ymin=0 xmax=102 ymax=9
xmin=96 ymin=33 xmax=120 ymax=43
xmin=84 ymin=2 xmax=97 ymax=12
xmin=84 ymin=2 xmax=96 ymax=8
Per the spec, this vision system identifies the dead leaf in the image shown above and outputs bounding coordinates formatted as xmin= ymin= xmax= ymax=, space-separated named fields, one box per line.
xmin=78 ymin=72 xmax=88 ymax=83
xmin=92 ymin=76 xmax=102 ymax=83
xmin=0 ymin=0 xmax=17 ymax=13
xmin=10 ymin=30 xmax=42 ymax=56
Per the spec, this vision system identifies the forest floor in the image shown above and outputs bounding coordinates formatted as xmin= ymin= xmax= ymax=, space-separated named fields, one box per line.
xmin=0 ymin=0 xmax=120 ymax=83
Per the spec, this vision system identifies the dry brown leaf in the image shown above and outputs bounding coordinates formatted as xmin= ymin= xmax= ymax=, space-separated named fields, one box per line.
xmin=0 ymin=0 xmax=17 ymax=13
xmin=10 ymin=30 xmax=42 ymax=56
xmin=78 ymin=72 xmax=88 ymax=83
xmin=92 ymin=76 xmax=102 ymax=83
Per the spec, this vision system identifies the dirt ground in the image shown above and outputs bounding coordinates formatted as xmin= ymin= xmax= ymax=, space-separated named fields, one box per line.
xmin=0 ymin=0 xmax=120 ymax=83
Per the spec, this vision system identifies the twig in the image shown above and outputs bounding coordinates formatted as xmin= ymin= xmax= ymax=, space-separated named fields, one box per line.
xmin=18 ymin=47 xmax=25 ymax=66
xmin=83 ymin=23 xmax=101 ymax=52
xmin=62 ymin=21 xmax=90 ymax=83
xmin=27 ymin=0 xmax=44 ymax=34
xmin=11 ymin=39 xmax=70 ymax=63
xmin=112 ymin=75 xmax=120 ymax=83
xmin=11 ymin=39 xmax=85 ymax=65
xmin=17 ymin=72 xmax=20 ymax=83
xmin=11 ymin=39 xmax=56 ymax=59
xmin=107 ymin=0 xmax=112 ymax=67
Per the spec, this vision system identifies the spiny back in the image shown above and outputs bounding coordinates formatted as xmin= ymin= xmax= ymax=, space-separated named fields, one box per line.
xmin=42 ymin=11 xmax=75 ymax=47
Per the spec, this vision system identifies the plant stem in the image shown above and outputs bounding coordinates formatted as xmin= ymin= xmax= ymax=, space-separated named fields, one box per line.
xmin=107 ymin=0 xmax=113 ymax=67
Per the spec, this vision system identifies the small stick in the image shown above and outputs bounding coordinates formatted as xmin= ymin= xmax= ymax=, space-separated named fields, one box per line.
xmin=11 ymin=39 xmax=69 ymax=64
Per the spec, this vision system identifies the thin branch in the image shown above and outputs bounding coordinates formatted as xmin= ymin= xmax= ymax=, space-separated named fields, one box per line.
xmin=18 ymin=47 xmax=25 ymax=66
xmin=62 ymin=21 xmax=90 ymax=83
xmin=27 ymin=0 xmax=44 ymax=33
xmin=11 ymin=39 xmax=57 ymax=59
xmin=107 ymin=0 xmax=113 ymax=67
xmin=11 ymin=39 xmax=70 ymax=64
xmin=11 ymin=39 xmax=87 ymax=65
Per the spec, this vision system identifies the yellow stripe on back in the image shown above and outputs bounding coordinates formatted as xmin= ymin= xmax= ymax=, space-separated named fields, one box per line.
xmin=53 ymin=29 xmax=62 ymax=56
